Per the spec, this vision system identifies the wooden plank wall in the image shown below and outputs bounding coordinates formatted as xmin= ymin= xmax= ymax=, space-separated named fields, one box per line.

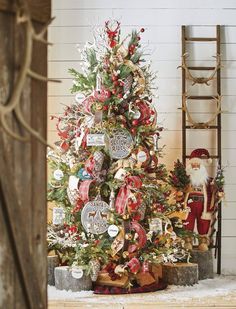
xmin=48 ymin=0 xmax=236 ymax=274
xmin=0 ymin=4 xmax=49 ymax=308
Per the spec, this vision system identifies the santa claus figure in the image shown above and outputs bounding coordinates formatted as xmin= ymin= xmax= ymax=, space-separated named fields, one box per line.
xmin=184 ymin=148 xmax=215 ymax=251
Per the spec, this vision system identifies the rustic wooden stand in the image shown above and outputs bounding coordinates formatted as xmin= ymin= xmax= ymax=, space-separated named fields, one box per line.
xmin=181 ymin=25 xmax=222 ymax=274
xmin=162 ymin=263 xmax=198 ymax=286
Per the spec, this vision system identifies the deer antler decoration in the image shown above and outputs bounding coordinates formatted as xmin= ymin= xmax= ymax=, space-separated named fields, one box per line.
xmin=0 ymin=0 xmax=60 ymax=147
xmin=178 ymin=53 xmax=221 ymax=86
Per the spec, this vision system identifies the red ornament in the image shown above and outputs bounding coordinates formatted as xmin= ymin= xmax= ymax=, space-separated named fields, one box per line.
xmin=130 ymin=128 xmax=136 ymax=134
xmin=113 ymin=80 xmax=119 ymax=86
xmin=103 ymin=105 xmax=109 ymax=111
xmin=132 ymin=119 xmax=139 ymax=126
xmin=117 ymin=93 xmax=123 ymax=99
xmin=140 ymin=28 xmax=145 ymax=33
xmin=112 ymin=75 xmax=118 ymax=81
xmin=145 ymin=119 xmax=151 ymax=125
xmin=112 ymin=89 xmax=117 ymax=95
xmin=69 ymin=226 xmax=78 ymax=234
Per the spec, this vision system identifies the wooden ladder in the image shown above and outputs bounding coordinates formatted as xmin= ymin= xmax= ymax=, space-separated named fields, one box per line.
xmin=181 ymin=25 xmax=222 ymax=274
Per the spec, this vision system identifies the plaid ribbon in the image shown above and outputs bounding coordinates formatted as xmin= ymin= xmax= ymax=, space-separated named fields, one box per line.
xmin=78 ymin=179 xmax=95 ymax=202
xmin=115 ymin=176 xmax=142 ymax=214
xmin=83 ymin=96 xmax=95 ymax=113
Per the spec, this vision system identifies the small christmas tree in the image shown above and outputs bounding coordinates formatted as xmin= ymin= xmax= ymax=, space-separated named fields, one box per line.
xmin=169 ymin=159 xmax=190 ymax=191
xmin=47 ymin=21 xmax=188 ymax=293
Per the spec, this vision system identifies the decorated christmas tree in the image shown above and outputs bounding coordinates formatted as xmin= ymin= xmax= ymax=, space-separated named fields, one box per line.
xmin=47 ymin=21 xmax=188 ymax=293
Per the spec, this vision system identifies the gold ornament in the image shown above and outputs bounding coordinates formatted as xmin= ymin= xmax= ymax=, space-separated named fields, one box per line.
xmin=122 ymin=251 xmax=129 ymax=258
xmin=125 ymin=233 xmax=132 ymax=240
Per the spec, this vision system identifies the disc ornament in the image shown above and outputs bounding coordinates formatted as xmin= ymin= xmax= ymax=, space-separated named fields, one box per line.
xmin=81 ymin=199 xmax=110 ymax=234
xmin=107 ymin=128 xmax=133 ymax=159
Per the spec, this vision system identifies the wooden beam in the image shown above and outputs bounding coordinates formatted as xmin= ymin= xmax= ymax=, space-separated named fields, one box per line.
xmin=0 ymin=140 xmax=46 ymax=309
xmin=0 ymin=0 xmax=51 ymax=23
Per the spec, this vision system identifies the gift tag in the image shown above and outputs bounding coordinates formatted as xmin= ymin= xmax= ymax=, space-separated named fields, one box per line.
xmin=52 ymin=207 xmax=65 ymax=225
xmin=71 ymin=266 xmax=84 ymax=279
xmin=87 ymin=134 xmax=105 ymax=146
xmin=53 ymin=169 xmax=64 ymax=181
xmin=68 ymin=175 xmax=79 ymax=191
xmin=137 ymin=151 xmax=147 ymax=163
xmin=108 ymin=225 xmax=119 ymax=237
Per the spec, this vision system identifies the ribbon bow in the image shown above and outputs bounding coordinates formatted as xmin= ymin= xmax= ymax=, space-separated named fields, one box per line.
xmin=115 ymin=176 xmax=142 ymax=214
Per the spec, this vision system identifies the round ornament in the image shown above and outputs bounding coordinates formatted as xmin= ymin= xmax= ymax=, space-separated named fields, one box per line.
xmin=107 ymin=129 xmax=133 ymax=159
xmin=108 ymin=224 xmax=119 ymax=237
xmin=53 ymin=169 xmax=64 ymax=180
xmin=71 ymin=266 xmax=84 ymax=279
xmin=81 ymin=200 xmax=110 ymax=234
xmin=135 ymin=146 xmax=150 ymax=167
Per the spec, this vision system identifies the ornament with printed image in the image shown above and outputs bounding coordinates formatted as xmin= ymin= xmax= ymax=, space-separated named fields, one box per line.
xmin=107 ymin=128 xmax=133 ymax=159
xmin=81 ymin=196 xmax=110 ymax=234
xmin=53 ymin=169 xmax=64 ymax=181
xmin=86 ymin=133 xmax=105 ymax=146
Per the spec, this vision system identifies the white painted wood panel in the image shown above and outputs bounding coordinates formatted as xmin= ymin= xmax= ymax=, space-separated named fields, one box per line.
xmin=48 ymin=0 xmax=236 ymax=274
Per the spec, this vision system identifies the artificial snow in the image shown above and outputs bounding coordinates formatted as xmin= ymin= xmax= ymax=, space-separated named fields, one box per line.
xmin=48 ymin=275 xmax=236 ymax=303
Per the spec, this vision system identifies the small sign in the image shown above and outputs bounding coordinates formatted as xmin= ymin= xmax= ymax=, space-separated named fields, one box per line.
xmin=53 ymin=169 xmax=64 ymax=180
xmin=149 ymin=218 xmax=163 ymax=235
xmin=108 ymin=225 xmax=119 ymax=237
xmin=53 ymin=207 xmax=65 ymax=225
xmin=87 ymin=134 xmax=105 ymax=146
xmin=71 ymin=266 xmax=84 ymax=279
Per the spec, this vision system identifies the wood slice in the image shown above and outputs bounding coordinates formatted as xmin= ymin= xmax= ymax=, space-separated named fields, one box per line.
xmin=54 ymin=266 xmax=92 ymax=291
xmin=47 ymin=255 xmax=59 ymax=286
xmin=162 ymin=262 xmax=198 ymax=286
xmin=190 ymin=249 xmax=214 ymax=280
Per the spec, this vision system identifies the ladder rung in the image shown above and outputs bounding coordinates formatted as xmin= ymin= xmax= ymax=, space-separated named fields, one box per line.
xmin=187 ymin=96 xmax=218 ymax=100
xmin=187 ymin=66 xmax=216 ymax=71
xmin=185 ymin=125 xmax=218 ymax=129
xmin=185 ymin=155 xmax=219 ymax=159
xmin=185 ymin=37 xmax=217 ymax=42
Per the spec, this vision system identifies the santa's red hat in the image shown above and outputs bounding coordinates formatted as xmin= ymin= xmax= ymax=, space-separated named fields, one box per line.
xmin=189 ymin=148 xmax=212 ymax=165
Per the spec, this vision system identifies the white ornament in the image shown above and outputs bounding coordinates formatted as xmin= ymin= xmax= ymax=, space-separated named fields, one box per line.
xmin=71 ymin=266 xmax=84 ymax=279
xmin=137 ymin=151 xmax=147 ymax=163
xmin=53 ymin=169 xmax=64 ymax=180
xmin=108 ymin=225 xmax=119 ymax=237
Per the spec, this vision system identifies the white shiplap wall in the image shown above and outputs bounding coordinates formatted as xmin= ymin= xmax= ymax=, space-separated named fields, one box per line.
xmin=48 ymin=0 xmax=236 ymax=274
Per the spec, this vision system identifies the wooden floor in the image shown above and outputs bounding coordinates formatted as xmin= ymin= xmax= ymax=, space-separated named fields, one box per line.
xmin=48 ymin=291 xmax=236 ymax=308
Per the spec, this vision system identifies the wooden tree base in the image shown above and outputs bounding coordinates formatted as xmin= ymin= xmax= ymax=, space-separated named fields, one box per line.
xmin=190 ymin=249 xmax=214 ymax=280
xmin=162 ymin=262 xmax=198 ymax=286
xmin=48 ymin=255 xmax=59 ymax=286
xmin=55 ymin=266 xmax=92 ymax=292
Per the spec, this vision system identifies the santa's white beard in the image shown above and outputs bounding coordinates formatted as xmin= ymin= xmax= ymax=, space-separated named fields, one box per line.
xmin=186 ymin=164 xmax=208 ymax=187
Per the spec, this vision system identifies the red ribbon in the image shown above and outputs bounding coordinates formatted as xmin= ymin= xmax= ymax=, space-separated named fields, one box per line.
xmin=128 ymin=221 xmax=147 ymax=253
xmin=115 ymin=176 xmax=142 ymax=215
